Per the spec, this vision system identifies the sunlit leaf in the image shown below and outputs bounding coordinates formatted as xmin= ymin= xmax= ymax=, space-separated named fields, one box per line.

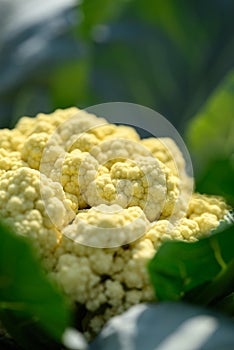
xmin=148 ymin=221 xmax=234 ymax=308
xmin=186 ymin=70 xmax=234 ymax=166
xmin=186 ymin=70 xmax=234 ymax=205
xmin=195 ymin=157 xmax=234 ymax=207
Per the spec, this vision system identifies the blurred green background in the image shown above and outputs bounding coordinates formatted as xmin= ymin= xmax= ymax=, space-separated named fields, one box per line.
xmin=0 ymin=0 xmax=233 ymax=204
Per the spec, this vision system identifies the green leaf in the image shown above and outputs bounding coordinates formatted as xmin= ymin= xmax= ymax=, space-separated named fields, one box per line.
xmin=186 ymin=70 xmax=234 ymax=165
xmin=186 ymin=70 xmax=234 ymax=206
xmin=195 ymin=157 xmax=234 ymax=207
xmin=0 ymin=221 xmax=71 ymax=348
xmin=148 ymin=221 xmax=234 ymax=308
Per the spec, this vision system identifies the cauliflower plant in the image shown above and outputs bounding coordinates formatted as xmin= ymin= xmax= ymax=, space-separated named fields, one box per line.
xmin=0 ymin=107 xmax=230 ymax=340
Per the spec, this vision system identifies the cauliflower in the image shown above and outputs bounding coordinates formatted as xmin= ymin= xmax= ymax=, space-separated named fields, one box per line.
xmin=0 ymin=107 xmax=230 ymax=340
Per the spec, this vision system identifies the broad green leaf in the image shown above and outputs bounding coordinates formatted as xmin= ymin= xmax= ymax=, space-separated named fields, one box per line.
xmin=195 ymin=157 xmax=234 ymax=207
xmin=148 ymin=222 xmax=234 ymax=306
xmin=186 ymin=70 xmax=234 ymax=166
xmin=0 ymin=221 xmax=71 ymax=348
xmin=186 ymin=70 xmax=234 ymax=206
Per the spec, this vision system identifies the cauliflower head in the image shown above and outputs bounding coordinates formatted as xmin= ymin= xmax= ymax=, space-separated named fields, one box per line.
xmin=0 ymin=107 xmax=230 ymax=340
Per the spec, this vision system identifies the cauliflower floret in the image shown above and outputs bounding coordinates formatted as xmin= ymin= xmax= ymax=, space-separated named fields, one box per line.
xmin=193 ymin=213 xmax=220 ymax=235
xmin=107 ymin=125 xmax=140 ymax=141
xmin=56 ymin=111 xmax=107 ymax=148
xmin=79 ymin=139 xmax=176 ymax=222
xmin=15 ymin=116 xmax=37 ymax=136
xmin=145 ymin=220 xmax=172 ymax=248
xmin=187 ymin=193 xmax=229 ymax=235
xmin=90 ymin=124 xmax=139 ymax=142
xmin=0 ymin=167 xmax=74 ymax=259
xmin=140 ymin=137 xmax=193 ymax=221
xmin=54 ymin=254 xmax=100 ymax=304
xmin=158 ymin=164 xmax=181 ymax=220
xmin=140 ymin=137 xmax=185 ymax=176
xmin=67 ymin=124 xmax=140 ymax=153
xmin=63 ymin=204 xmax=149 ymax=248
xmin=21 ymin=132 xmax=50 ymax=170
xmin=162 ymin=218 xmax=200 ymax=242
xmin=104 ymin=280 xmax=125 ymax=307
xmin=187 ymin=193 xmax=228 ymax=220
xmin=0 ymin=149 xmax=27 ymax=178
xmin=121 ymin=238 xmax=155 ymax=288
xmin=41 ymin=148 xmax=97 ymax=212
xmin=68 ymin=132 xmax=100 ymax=153
xmin=0 ymin=128 xmax=25 ymax=152
xmin=15 ymin=107 xmax=81 ymax=136
xmin=60 ymin=149 xmax=90 ymax=210
xmin=80 ymin=156 xmax=167 ymax=222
